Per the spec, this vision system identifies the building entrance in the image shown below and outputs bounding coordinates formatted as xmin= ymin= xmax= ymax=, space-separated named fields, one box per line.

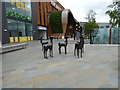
xmin=38 ymin=31 xmax=47 ymax=40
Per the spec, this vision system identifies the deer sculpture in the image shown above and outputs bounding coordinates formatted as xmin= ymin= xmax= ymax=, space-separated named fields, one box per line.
xmin=58 ymin=35 xmax=70 ymax=54
xmin=74 ymin=35 xmax=84 ymax=58
xmin=43 ymin=36 xmax=54 ymax=59
xmin=40 ymin=36 xmax=48 ymax=51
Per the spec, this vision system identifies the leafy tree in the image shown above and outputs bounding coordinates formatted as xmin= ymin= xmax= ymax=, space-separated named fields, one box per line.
xmin=84 ymin=9 xmax=99 ymax=44
xmin=84 ymin=21 xmax=98 ymax=36
xmin=85 ymin=9 xmax=97 ymax=22
xmin=106 ymin=1 xmax=120 ymax=27
xmin=84 ymin=9 xmax=98 ymax=36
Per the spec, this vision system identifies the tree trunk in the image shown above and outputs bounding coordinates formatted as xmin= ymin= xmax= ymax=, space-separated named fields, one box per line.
xmin=90 ymin=30 xmax=93 ymax=44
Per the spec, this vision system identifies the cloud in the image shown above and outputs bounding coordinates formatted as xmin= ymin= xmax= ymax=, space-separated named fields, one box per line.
xmin=57 ymin=0 xmax=113 ymax=23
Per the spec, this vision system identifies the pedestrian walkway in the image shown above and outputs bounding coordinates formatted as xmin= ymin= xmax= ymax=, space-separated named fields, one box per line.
xmin=1 ymin=38 xmax=90 ymax=54
xmin=2 ymin=40 xmax=118 ymax=88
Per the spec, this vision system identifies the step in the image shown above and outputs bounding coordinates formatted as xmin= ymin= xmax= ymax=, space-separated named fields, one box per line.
xmin=0 ymin=43 xmax=28 ymax=54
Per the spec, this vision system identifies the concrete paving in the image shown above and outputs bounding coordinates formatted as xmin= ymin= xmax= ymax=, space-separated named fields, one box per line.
xmin=1 ymin=39 xmax=119 ymax=88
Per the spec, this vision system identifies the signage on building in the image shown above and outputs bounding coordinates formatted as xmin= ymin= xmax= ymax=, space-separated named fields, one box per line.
xmin=11 ymin=0 xmax=28 ymax=11
xmin=19 ymin=37 xmax=28 ymax=42
xmin=28 ymin=36 xmax=30 ymax=41
xmin=31 ymin=36 xmax=33 ymax=40
xmin=80 ymin=22 xmax=87 ymax=25
xmin=15 ymin=37 xmax=18 ymax=42
xmin=10 ymin=37 xmax=14 ymax=43
xmin=38 ymin=26 xmax=47 ymax=30
xmin=51 ymin=0 xmax=62 ymax=10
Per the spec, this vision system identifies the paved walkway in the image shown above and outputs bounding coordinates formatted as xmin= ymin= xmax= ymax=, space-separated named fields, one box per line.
xmin=1 ymin=39 xmax=119 ymax=88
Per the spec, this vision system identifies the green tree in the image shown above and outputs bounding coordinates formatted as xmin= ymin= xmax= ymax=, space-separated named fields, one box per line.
xmin=84 ymin=9 xmax=99 ymax=44
xmin=85 ymin=9 xmax=97 ymax=22
xmin=106 ymin=1 xmax=120 ymax=27
xmin=84 ymin=9 xmax=98 ymax=36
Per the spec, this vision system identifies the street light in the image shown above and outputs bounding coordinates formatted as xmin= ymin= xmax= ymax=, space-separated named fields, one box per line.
xmin=76 ymin=24 xmax=78 ymax=27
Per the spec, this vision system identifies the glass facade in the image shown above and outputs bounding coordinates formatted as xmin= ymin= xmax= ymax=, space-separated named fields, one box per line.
xmin=92 ymin=28 xmax=120 ymax=44
xmin=111 ymin=28 xmax=120 ymax=44
xmin=5 ymin=0 xmax=33 ymax=43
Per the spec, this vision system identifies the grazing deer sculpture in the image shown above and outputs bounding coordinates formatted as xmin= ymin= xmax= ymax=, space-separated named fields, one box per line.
xmin=43 ymin=36 xmax=54 ymax=59
xmin=74 ymin=35 xmax=84 ymax=58
xmin=40 ymin=36 xmax=48 ymax=51
xmin=58 ymin=35 xmax=70 ymax=54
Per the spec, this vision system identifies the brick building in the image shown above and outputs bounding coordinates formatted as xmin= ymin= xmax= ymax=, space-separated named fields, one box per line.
xmin=36 ymin=0 xmax=65 ymax=39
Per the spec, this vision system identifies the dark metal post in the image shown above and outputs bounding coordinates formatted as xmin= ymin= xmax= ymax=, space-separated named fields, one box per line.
xmin=90 ymin=30 xmax=93 ymax=44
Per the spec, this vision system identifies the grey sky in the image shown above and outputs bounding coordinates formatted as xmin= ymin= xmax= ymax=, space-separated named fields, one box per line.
xmin=57 ymin=0 xmax=113 ymax=23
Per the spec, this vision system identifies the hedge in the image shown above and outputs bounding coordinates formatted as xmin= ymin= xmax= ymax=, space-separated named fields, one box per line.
xmin=6 ymin=10 xmax=32 ymax=22
xmin=49 ymin=10 xmax=63 ymax=33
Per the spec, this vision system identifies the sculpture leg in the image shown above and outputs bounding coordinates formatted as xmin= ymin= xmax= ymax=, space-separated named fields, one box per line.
xmin=42 ymin=44 xmax=43 ymax=51
xmin=82 ymin=46 xmax=84 ymax=53
xmin=81 ymin=49 xmax=82 ymax=58
xmin=65 ymin=46 xmax=67 ymax=54
xmin=59 ymin=46 xmax=61 ymax=54
xmin=45 ymin=49 xmax=48 ymax=59
xmin=52 ymin=48 xmax=53 ymax=57
xmin=49 ymin=49 xmax=51 ymax=56
xmin=77 ymin=49 xmax=79 ymax=58
xmin=44 ymin=48 xmax=45 ymax=58
xmin=50 ymin=48 xmax=53 ymax=57
xmin=44 ymin=48 xmax=48 ymax=59
xmin=74 ymin=48 xmax=76 ymax=56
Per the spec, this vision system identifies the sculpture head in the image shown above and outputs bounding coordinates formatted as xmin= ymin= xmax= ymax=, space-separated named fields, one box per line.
xmin=40 ymin=36 xmax=43 ymax=43
xmin=50 ymin=36 xmax=55 ymax=44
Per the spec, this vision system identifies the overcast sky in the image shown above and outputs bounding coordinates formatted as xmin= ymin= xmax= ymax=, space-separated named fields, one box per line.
xmin=57 ymin=0 xmax=113 ymax=23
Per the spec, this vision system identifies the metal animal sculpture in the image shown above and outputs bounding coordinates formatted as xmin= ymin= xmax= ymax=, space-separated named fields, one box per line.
xmin=43 ymin=36 xmax=54 ymax=59
xmin=74 ymin=36 xmax=84 ymax=58
xmin=58 ymin=35 xmax=70 ymax=54
xmin=40 ymin=36 xmax=48 ymax=51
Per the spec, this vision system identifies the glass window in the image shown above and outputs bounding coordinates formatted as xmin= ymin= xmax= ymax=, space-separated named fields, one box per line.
xmin=26 ymin=23 xmax=32 ymax=31
xmin=9 ymin=31 xmax=18 ymax=37
xmin=111 ymin=28 xmax=119 ymax=44
xmin=5 ymin=0 xmax=33 ymax=38
xmin=92 ymin=28 xmax=109 ymax=44
xmin=7 ymin=19 xmax=17 ymax=31
xmin=17 ymin=21 xmax=26 ymax=36
xmin=27 ymin=31 xmax=33 ymax=36
xmin=26 ymin=23 xmax=33 ymax=36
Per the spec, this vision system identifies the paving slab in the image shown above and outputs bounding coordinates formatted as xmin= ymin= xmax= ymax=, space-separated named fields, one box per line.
xmin=1 ymin=39 xmax=119 ymax=88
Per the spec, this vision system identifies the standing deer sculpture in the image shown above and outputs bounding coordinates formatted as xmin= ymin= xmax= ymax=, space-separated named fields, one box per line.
xmin=74 ymin=35 xmax=84 ymax=58
xmin=40 ymin=36 xmax=48 ymax=51
xmin=58 ymin=35 xmax=70 ymax=54
xmin=43 ymin=36 xmax=54 ymax=59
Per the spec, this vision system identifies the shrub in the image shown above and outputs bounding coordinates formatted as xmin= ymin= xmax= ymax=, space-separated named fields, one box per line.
xmin=49 ymin=10 xmax=63 ymax=33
